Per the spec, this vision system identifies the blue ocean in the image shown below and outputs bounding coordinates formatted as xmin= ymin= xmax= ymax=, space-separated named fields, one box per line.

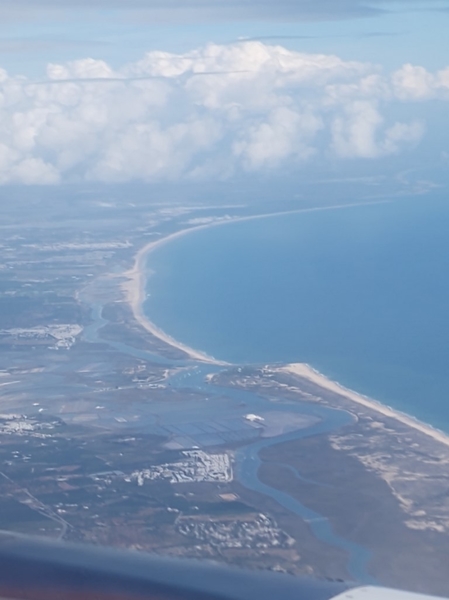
xmin=144 ymin=194 xmax=449 ymax=431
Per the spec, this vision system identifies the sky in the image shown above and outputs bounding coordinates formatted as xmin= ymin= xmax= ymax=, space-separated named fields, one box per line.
xmin=0 ymin=0 xmax=448 ymax=185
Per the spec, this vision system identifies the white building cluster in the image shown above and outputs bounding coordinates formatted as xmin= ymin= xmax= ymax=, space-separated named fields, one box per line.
xmin=177 ymin=513 xmax=295 ymax=549
xmin=0 ymin=324 xmax=82 ymax=349
xmin=127 ymin=450 xmax=233 ymax=486
xmin=0 ymin=413 xmax=58 ymax=437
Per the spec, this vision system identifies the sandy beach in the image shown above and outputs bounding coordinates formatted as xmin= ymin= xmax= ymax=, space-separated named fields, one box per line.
xmin=280 ymin=362 xmax=449 ymax=448
xmin=119 ymin=197 xmax=449 ymax=449
xmin=121 ymin=224 xmax=229 ymax=365
xmin=122 ymin=198 xmax=391 ymax=366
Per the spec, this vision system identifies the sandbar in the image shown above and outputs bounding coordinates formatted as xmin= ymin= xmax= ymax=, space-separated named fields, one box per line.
xmin=280 ymin=362 xmax=449 ymax=448
xmin=121 ymin=199 xmax=449 ymax=446
xmin=122 ymin=199 xmax=390 ymax=366
xmin=121 ymin=225 xmax=227 ymax=365
xmin=122 ymin=200 xmax=449 ymax=446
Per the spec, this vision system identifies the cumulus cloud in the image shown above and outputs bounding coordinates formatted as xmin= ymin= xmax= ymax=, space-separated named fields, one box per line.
xmin=330 ymin=101 xmax=425 ymax=158
xmin=392 ymin=64 xmax=449 ymax=100
xmin=233 ymin=107 xmax=323 ymax=169
xmin=0 ymin=41 xmax=444 ymax=184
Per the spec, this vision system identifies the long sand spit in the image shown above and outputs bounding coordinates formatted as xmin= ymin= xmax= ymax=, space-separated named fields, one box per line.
xmin=280 ymin=363 xmax=449 ymax=449
xmin=121 ymin=198 xmax=449 ymax=447
xmin=121 ymin=224 xmax=226 ymax=365
xmin=123 ymin=200 xmax=392 ymax=365
xmin=122 ymin=200 xmax=391 ymax=365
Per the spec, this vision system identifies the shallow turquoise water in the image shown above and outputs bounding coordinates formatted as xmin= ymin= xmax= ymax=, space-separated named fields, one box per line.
xmin=144 ymin=194 xmax=449 ymax=432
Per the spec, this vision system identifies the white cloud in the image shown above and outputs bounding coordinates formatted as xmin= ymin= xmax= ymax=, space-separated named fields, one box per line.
xmin=0 ymin=42 xmax=445 ymax=184
xmin=392 ymin=64 xmax=449 ymax=100
xmin=233 ymin=107 xmax=323 ymax=169
xmin=331 ymin=101 xmax=384 ymax=158
xmin=11 ymin=157 xmax=60 ymax=184
xmin=47 ymin=58 xmax=116 ymax=80
xmin=392 ymin=64 xmax=436 ymax=100
xmin=382 ymin=121 xmax=425 ymax=155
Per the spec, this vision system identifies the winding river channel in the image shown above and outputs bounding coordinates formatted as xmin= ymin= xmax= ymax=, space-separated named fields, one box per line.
xmin=82 ymin=300 xmax=375 ymax=584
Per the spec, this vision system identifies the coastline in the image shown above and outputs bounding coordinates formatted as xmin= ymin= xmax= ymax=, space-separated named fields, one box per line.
xmin=280 ymin=362 xmax=449 ymax=449
xmin=121 ymin=199 xmax=391 ymax=366
xmin=121 ymin=224 xmax=229 ymax=365
xmin=121 ymin=197 xmax=449 ymax=449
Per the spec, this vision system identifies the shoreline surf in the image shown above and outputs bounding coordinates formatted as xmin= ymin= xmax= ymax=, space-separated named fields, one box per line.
xmin=121 ymin=198 xmax=449 ymax=449
xmin=121 ymin=225 xmax=228 ymax=366
xmin=121 ymin=199 xmax=391 ymax=366
xmin=279 ymin=362 xmax=449 ymax=449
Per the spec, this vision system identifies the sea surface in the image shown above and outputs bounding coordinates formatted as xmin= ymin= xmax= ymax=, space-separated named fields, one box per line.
xmin=144 ymin=194 xmax=449 ymax=432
